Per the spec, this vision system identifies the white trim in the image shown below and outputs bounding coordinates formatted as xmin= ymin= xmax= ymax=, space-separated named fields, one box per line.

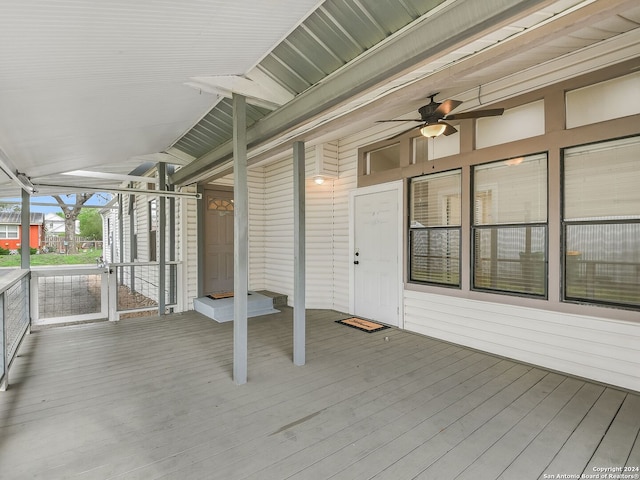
xmin=349 ymin=180 xmax=404 ymax=328
xmin=61 ymin=170 xmax=155 ymax=184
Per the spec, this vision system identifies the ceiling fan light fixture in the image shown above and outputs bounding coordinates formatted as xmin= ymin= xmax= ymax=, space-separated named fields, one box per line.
xmin=420 ymin=123 xmax=446 ymax=138
xmin=504 ymin=157 xmax=524 ymax=166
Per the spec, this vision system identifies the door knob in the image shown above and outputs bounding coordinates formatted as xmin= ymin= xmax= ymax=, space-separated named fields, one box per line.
xmin=354 ymin=260 xmax=359 ymax=265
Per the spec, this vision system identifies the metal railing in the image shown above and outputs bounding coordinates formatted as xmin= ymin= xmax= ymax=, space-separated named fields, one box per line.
xmin=30 ymin=266 xmax=110 ymax=326
xmin=109 ymin=262 xmax=180 ymax=320
xmin=2 ymin=261 xmax=181 ymax=389
xmin=1 ymin=269 xmax=31 ymax=390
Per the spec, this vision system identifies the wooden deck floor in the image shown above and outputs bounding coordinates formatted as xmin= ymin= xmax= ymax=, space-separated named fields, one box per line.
xmin=1 ymin=308 xmax=639 ymax=480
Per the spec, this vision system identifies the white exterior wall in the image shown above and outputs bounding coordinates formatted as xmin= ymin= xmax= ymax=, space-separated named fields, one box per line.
xmin=248 ymin=168 xmax=266 ymax=290
xmin=179 ymin=185 xmax=199 ymax=311
xmin=261 ymin=157 xmax=295 ymax=298
xmin=101 ymin=207 xmax=119 ymax=263
xmin=404 ymin=291 xmax=640 ymax=392
xmin=246 ymin=143 xmax=347 ymax=309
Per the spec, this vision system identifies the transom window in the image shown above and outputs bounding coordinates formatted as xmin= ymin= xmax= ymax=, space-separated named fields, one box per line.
xmin=366 ymin=143 xmax=400 ymax=174
xmin=207 ymin=196 xmax=234 ymax=212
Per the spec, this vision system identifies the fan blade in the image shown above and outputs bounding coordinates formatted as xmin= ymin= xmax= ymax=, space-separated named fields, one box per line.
xmin=434 ymin=99 xmax=463 ymax=118
xmin=388 ymin=125 xmax=421 ymax=140
xmin=375 ymin=119 xmax=422 ymax=123
xmin=442 ymin=123 xmax=458 ymax=136
xmin=445 ymin=108 xmax=504 ymax=120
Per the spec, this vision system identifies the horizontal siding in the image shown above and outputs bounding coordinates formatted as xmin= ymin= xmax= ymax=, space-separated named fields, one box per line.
xmin=250 ymin=152 xmax=340 ymax=308
xmin=180 ymin=185 xmax=199 ymax=311
xmin=248 ymin=168 xmax=265 ymax=291
xmin=306 ymin=174 xmax=334 ymax=308
xmin=404 ymin=290 xmax=640 ymax=392
xmin=263 ymin=157 xmax=294 ymax=300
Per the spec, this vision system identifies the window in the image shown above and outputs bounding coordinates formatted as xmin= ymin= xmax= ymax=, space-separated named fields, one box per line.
xmin=129 ymin=195 xmax=138 ymax=260
xmin=366 ymin=143 xmax=400 ymax=174
xmin=412 ymin=133 xmax=460 ymax=163
xmin=563 ymin=136 xmax=640 ymax=308
xmin=409 ymin=170 xmax=461 ymax=286
xmin=472 ymin=154 xmax=548 ymax=296
xmin=149 ymin=199 xmax=157 ymax=262
xmin=207 ymin=196 xmax=234 ymax=212
xmin=0 ymin=224 xmax=19 ymax=239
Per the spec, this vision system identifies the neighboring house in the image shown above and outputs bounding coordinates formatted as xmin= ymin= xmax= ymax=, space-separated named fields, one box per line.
xmin=44 ymin=212 xmax=79 ymax=235
xmin=0 ymin=212 xmax=44 ymax=250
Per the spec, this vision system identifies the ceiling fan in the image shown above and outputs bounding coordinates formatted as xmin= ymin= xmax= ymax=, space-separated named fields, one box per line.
xmin=377 ymin=93 xmax=504 ymax=138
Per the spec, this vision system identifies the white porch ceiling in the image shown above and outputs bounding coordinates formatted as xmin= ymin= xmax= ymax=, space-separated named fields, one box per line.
xmin=0 ymin=0 xmax=321 ymax=196
xmin=0 ymin=0 xmax=639 ymax=196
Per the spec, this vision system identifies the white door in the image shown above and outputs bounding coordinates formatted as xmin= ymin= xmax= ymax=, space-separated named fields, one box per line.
xmin=353 ymin=188 xmax=400 ymax=327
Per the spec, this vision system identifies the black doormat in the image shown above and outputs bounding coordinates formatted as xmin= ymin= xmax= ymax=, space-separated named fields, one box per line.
xmin=336 ymin=317 xmax=389 ymax=333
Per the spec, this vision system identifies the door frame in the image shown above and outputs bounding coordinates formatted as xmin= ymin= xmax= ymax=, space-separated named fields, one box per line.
xmin=198 ymin=185 xmax=234 ymax=297
xmin=349 ymin=180 xmax=404 ymax=329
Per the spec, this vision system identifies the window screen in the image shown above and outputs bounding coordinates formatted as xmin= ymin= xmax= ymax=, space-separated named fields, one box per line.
xmin=473 ymin=154 xmax=548 ymax=296
xmin=563 ymin=136 xmax=640 ymax=308
xmin=409 ymin=170 xmax=461 ymax=286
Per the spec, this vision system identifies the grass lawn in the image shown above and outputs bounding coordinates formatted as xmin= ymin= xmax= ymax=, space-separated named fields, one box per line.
xmin=0 ymin=250 xmax=103 ymax=267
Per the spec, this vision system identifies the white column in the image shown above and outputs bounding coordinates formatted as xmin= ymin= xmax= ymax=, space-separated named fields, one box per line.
xmin=233 ymin=93 xmax=249 ymax=385
xmin=293 ymin=141 xmax=306 ymax=366
xmin=158 ymin=162 xmax=166 ymax=315
xmin=21 ymin=189 xmax=30 ymax=270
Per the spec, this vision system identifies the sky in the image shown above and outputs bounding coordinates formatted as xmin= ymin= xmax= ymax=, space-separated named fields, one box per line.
xmin=2 ymin=193 xmax=112 ymax=214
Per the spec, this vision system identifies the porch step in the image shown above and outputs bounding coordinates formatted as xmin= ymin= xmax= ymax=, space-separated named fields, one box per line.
xmin=193 ymin=291 xmax=280 ymax=323
xmin=255 ymin=290 xmax=288 ymax=307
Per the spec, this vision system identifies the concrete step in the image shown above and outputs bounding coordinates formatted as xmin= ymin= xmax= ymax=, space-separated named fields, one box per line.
xmin=255 ymin=290 xmax=288 ymax=307
xmin=193 ymin=291 xmax=280 ymax=323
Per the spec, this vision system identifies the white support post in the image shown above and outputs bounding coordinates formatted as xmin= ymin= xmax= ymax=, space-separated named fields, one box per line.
xmin=158 ymin=162 xmax=166 ymax=315
xmin=21 ymin=189 xmax=30 ymax=270
xmin=233 ymin=93 xmax=249 ymax=386
xmin=293 ymin=141 xmax=306 ymax=366
xmin=108 ymin=269 xmax=118 ymax=321
xmin=1 ymin=295 xmax=7 ymax=391
xmin=29 ymin=274 xmax=39 ymax=325
xmin=100 ymin=271 xmax=110 ymax=319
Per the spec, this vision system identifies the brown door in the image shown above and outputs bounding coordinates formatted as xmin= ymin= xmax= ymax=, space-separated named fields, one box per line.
xmin=203 ymin=188 xmax=234 ymax=294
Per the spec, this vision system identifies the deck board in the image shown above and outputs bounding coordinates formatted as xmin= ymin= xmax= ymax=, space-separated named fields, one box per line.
xmin=0 ymin=308 xmax=638 ymax=480
xmin=540 ymin=388 xmax=627 ymax=478
xmin=456 ymin=377 xmax=585 ymax=480
xmin=584 ymin=393 xmax=640 ymax=472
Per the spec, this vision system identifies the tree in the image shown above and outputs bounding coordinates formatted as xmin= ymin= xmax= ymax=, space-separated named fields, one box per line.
xmin=53 ymin=193 xmax=93 ymax=254
xmin=0 ymin=203 xmax=20 ymax=212
xmin=78 ymin=209 xmax=103 ymax=240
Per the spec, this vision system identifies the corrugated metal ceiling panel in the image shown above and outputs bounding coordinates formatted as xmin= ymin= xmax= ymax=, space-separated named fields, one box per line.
xmin=177 ymin=100 xmax=272 ymax=159
xmin=173 ymin=0 xmax=448 ymax=160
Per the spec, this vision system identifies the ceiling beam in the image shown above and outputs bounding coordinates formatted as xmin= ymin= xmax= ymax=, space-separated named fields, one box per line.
xmin=172 ymin=0 xmax=553 ymax=185
xmin=61 ymin=170 xmax=155 ymax=184
xmin=31 ymin=182 xmax=201 ymax=199
xmin=0 ymin=146 xmax=36 ymax=193
xmin=185 ymin=74 xmax=294 ymax=110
